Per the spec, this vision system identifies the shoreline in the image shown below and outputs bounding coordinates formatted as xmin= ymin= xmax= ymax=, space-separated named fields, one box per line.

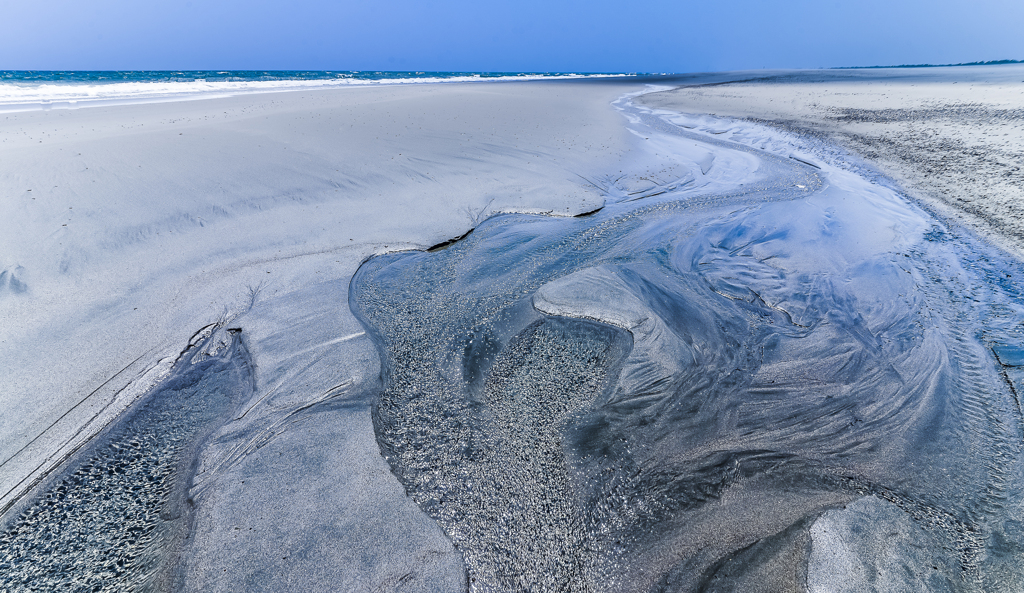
xmin=0 ymin=72 xmax=641 ymax=114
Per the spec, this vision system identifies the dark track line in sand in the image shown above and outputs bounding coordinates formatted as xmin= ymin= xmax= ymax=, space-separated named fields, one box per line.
xmin=0 ymin=352 xmax=150 ymax=513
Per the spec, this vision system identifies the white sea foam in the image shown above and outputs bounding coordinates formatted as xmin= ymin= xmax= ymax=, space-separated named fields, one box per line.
xmin=0 ymin=73 xmax=623 ymax=112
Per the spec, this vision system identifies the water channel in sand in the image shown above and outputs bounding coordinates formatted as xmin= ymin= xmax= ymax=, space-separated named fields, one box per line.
xmin=0 ymin=328 xmax=253 ymax=591
xmin=351 ymin=97 xmax=1024 ymax=591
xmin=2 ymin=91 xmax=1023 ymax=592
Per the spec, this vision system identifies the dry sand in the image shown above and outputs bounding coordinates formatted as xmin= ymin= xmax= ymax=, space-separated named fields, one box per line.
xmin=639 ymin=64 xmax=1024 ymax=258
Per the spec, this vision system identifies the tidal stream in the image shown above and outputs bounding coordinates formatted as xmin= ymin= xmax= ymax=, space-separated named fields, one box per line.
xmin=350 ymin=102 xmax=1024 ymax=592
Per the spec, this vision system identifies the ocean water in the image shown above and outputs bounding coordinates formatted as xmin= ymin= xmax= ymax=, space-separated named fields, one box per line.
xmin=0 ymin=70 xmax=629 ymax=111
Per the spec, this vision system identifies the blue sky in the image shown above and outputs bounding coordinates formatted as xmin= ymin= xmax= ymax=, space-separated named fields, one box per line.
xmin=3 ymin=0 xmax=1023 ymax=72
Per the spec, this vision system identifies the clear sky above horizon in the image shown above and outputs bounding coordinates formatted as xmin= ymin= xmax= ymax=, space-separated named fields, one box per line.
xmin=3 ymin=0 xmax=1023 ymax=72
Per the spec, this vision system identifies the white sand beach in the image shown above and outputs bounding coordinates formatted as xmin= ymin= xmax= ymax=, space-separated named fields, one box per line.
xmin=2 ymin=68 xmax=1023 ymax=591
xmin=0 ymin=80 xmax=640 ymax=487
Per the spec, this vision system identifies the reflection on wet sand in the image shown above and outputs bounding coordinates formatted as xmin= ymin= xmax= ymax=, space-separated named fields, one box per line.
xmin=352 ymin=101 xmax=1024 ymax=591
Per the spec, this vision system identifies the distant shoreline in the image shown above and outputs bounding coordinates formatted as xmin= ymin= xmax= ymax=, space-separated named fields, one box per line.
xmin=834 ymin=58 xmax=1022 ymax=69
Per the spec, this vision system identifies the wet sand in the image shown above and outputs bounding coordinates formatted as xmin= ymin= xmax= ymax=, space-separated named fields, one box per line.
xmin=3 ymin=70 xmax=1024 ymax=591
xmin=639 ymin=64 xmax=1024 ymax=258
xmin=0 ymin=79 xmax=648 ymax=590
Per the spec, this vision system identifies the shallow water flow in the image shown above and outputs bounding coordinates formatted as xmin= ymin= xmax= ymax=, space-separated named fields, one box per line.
xmin=351 ymin=99 xmax=1024 ymax=591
